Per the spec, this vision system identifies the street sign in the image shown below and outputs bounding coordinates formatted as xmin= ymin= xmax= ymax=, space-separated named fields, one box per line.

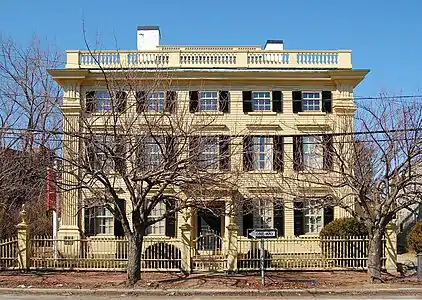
xmin=247 ymin=228 xmax=278 ymax=239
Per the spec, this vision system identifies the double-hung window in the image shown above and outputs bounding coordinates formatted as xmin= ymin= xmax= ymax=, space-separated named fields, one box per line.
xmin=147 ymin=201 xmax=166 ymax=235
xmin=198 ymin=136 xmax=219 ymax=170
xmin=145 ymin=137 xmax=163 ymax=170
xmin=252 ymin=92 xmax=271 ymax=111
xmin=303 ymin=200 xmax=323 ymax=234
xmin=302 ymin=92 xmax=321 ymax=111
xmin=95 ymin=91 xmax=113 ymax=112
xmin=87 ymin=135 xmax=115 ymax=172
xmin=85 ymin=206 xmax=114 ymax=235
xmin=147 ymin=92 xmax=165 ymax=112
xmin=252 ymin=136 xmax=273 ymax=170
xmin=199 ymin=91 xmax=218 ymax=111
xmin=302 ymin=136 xmax=323 ymax=169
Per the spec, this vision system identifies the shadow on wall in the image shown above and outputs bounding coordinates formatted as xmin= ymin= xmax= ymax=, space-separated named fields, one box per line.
xmin=397 ymin=205 xmax=422 ymax=254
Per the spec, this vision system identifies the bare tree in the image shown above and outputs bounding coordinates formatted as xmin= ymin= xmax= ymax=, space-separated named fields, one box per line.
xmin=56 ymin=63 xmax=239 ymax=284
xmin=271 ymin=99 xmax=422 ymax=282
xmin=0 ymin=35 xmax=62 ymax=238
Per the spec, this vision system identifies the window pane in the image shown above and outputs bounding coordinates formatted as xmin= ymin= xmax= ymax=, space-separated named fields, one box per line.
xmin=147 ymin=92 xmax=165 ymax=112
xmin=252 ymin=91 xmax=271 ymax=111
xmin=198 ymin=136 xmax=219 ymax=169
xmin=302 ymin=136 xmax=323 ymax=169
xmin=302 ymin=92 xmax=321 ymax=111
xmin=199 ymin=91 xmax=218 ymax=111
xmin=252 ymin=136 xmax=273 ymax=170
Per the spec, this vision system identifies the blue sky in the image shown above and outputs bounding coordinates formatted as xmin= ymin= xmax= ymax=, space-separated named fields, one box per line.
xmin=0 ymin=0 xmax=420 ymax=97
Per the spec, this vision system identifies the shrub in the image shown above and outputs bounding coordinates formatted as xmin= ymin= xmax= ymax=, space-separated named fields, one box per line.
xmin=320 ymin=217 xmax=368 ymax=237
xmin=407 ymin=220 xmax=422 ymax=253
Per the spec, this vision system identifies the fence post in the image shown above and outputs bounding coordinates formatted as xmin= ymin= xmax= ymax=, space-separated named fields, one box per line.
xmin=180 ymin=223 xmax=192 ymax=274
xmin=385 ymin=223 xmax=397 ymax=273
xmin=226 ymin=223 xmax=238 ymax=273
xmin=16 ymin=205 xmax=29 ymax=270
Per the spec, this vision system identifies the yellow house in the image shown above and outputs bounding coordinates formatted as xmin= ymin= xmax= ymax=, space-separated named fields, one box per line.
xmin=48 ymin=26 xmax=371 ymax=271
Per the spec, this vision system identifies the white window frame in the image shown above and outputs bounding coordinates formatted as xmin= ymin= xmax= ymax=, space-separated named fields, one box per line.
xmin=199 ymin=91 xmax=218 ymax=112
xmin=252 ymin=91 xmax=271 ymax=111
xmin=147 ymin=92 xmax=165 ymax=112
xmin=89 ymin=135 xmax=115 ymax=172
xmin=302 ymin=136 xmax=323 ymax=169
xmin=198 ymin=136 xmax=219 ymax=170
xmin=255 ymin=199 xmax=273 ymax=229
xmin=252 ymin=136 xmax=273 ymax=170
xmin=145 ymin=137 xmax=163 ymax=170
xmin=147 ymin=201 xmax=166 ymax=235
xmin=95 ymin=91 xmax=113 ymax=112
xmin=303 ymin=199 xmax=323 ymax=234
xmin=302 ymin=92 xmax=321 ymax=111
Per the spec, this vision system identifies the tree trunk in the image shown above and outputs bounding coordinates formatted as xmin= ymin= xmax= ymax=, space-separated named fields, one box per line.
xmin=127 ymin=232 xmax=144 ymax=286
xmin=367 ymin=228 xmax=384 ymax=283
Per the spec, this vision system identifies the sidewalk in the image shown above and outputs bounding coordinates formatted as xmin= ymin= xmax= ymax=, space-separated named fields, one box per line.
xmin=0 ymin=271 xmax=420 ymax=296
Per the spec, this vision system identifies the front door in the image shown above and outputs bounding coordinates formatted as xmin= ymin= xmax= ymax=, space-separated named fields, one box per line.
xmin=196 ymin=208 xmax=222 ymax=251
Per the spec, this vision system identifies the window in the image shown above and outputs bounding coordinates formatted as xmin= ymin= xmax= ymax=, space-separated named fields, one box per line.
xmin=252 ymin=136 xmax=273 ymax=170
xmin=303 ymin=136 xmax=323 ymax=169
xmin=256 ymin=200 xmax=273 ymax=229
xmin=147 ymin=201 xmax=166 ymax=235
xmin=145 ymin=137 xmax=163 ymax=169
xmin=199 ymin=91 xmax=218 ymax=111
xmin=241 ymin=200 xmax=284 ymax=236
xmin=252 ymin=92 xmax=271 ymax=111
xmin=198 ymin=136 xmax=219 ymax=169
xmin=84 ymin=206 xmax=114 ymax=235
xmin=92 ymin=91 xmax=112 ymax=112
xmin=87 ymin=135 xmax=115 ymax=172
xmin=147 ymin=92 xmax=165 ymax=112
xmin=303 ymin=200 xmax=323 ymax=234
xmin=302 ymin=92 xmax=321 ymax=111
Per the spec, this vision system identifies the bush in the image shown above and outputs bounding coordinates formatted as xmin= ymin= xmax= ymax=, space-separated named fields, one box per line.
xmin=320 ymin=218 xmax=368 ymax=268
xmin=407 ymin=221 xmax=422 ymax=253
xmin=320 ymin=217 xmax=368 ymax=237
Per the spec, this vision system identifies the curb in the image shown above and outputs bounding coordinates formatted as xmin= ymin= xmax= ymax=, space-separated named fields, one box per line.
xmin=1 ymin=287 xmax=422 ymax=296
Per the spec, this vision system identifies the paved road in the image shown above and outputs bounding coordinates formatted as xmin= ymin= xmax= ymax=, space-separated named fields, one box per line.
xmin=1 ymin=295 xmax=422 ymax=300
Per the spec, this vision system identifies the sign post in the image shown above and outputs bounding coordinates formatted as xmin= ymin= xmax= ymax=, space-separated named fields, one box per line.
xmin=247 ymin=228 xmax=278 ymax=286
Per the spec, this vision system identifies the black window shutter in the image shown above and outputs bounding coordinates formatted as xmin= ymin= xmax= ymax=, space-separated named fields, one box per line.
xmin=243 ymin=91 xmax=253 ymax=113
xmin=114 ymin=137 xmax=126 ymax=174
xmin=243 ymin=136 xmax=253 ymax=171
xmin=189 ymin=136 xmax=200 ymax=166
xmin=242 ymin=203 xmax=254 ymax=237
xmin=294 ymin=201 xmax=304 ymax=236
xmin=272 ymin=91 xmax=283 ymax=113
xmin=273 ymin=136 xmax=284 ymax=172
xmin=189 ymin=91 xmax=199 ymax=113
xmin=322 ymin=91 xmax=332 ymax=113
xmin=86 ymin=91 xmax=95 ymax=113
xmin=219 ymin=135 xmax=230 ymax=171
xmin=114 ymin=199 xmax=125 ymax=237
xmin=293 ymin=136 xmax=304 ymax=171
xmin=324 ymin=206 xmax=334 ymax=227
xmin=136 ymin=136 xmax=146 ymax=169
xmin=165 ymin=91 xmax=177 ymax=113
xmin=84 ymin=208 xmax=95 ymax=236
xmin=274 ymin=201 xmax=284 ymax=237
xmin=165 ymin=201 xmax=176 ymax=237
xmin=219 ymin=91 xmax=230 ymax=113
xmin=165 ymin=136 xmax=176 ymax=165
xmin=292 ymin=91 xmax=302 ymax=113
xmin=136 ymin=91 xmax=146 ymax=113
xmin=86 ymin=140 xmax=96 ymax=170
xmin=116 ymin=91 xmax=127 ymax=113
xmin=323 ymin=134 xmax=334 ymax=170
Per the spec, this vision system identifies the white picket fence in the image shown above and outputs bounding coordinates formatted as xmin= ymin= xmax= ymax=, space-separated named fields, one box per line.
xmin=0 ymin=235 xmax=384 ymax=272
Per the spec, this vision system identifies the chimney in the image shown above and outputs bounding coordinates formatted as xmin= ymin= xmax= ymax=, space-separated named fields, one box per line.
xmin=264 ymin=40 xmax=284 ymax=50
xmin=137 ymin=26 xmax=160 ymax=50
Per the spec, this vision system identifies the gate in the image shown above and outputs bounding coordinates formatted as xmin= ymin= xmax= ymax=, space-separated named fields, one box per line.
xmin=191 ymin=232 xmax=227 ymax=271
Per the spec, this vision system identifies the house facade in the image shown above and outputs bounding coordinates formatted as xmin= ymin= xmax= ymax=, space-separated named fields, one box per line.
xmin=49 ymin=26 xmax=371 ymax=269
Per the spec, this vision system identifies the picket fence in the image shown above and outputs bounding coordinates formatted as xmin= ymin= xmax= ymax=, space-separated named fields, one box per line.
xmin=0 ymin=235 xmax=385 ymax=272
